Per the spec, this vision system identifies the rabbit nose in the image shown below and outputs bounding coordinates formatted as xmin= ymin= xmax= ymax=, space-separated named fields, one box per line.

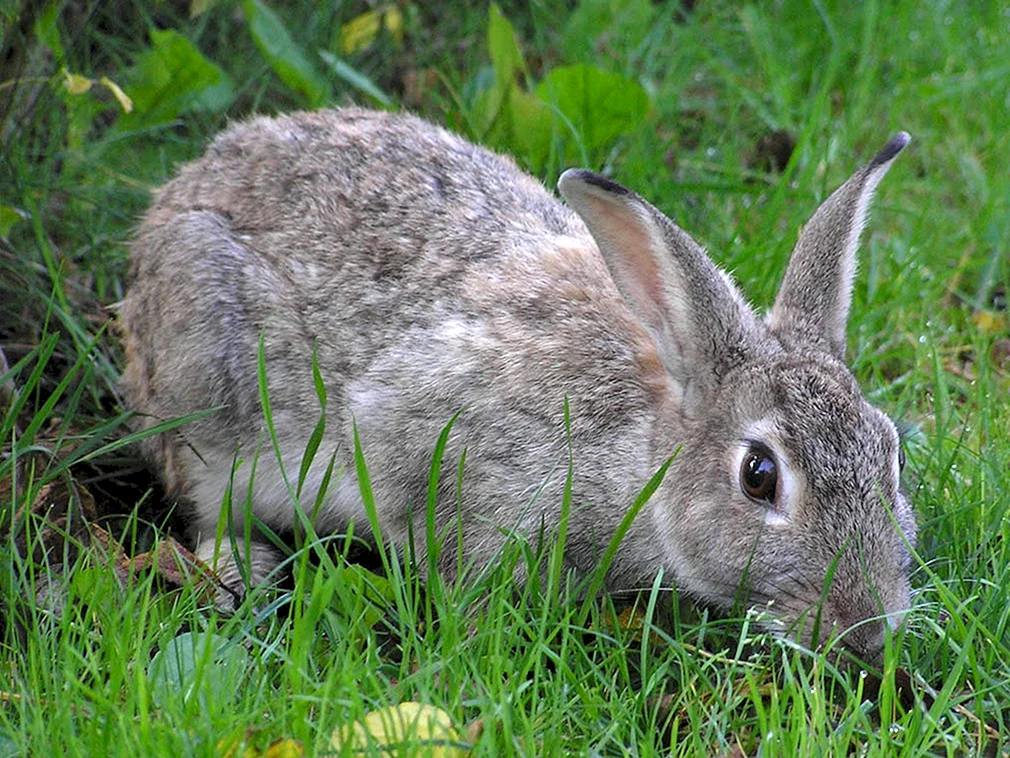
xmin=847 ymin=604 xmax=908 ymax=660
xmin=839 ymin=620 xmax=887 ymax=662
xmin=837 ymin=588 xmax=909 ymax=659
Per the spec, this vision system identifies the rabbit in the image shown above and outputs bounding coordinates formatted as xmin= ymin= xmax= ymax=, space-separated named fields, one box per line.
xmin=119 ymin=107 xmax=916 ymax=658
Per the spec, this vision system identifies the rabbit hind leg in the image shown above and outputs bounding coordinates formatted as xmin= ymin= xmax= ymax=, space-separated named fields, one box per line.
xmin=194 ymin=535 xmax=286 ymax=611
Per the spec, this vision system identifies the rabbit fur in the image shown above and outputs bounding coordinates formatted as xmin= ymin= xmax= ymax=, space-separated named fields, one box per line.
xmin=120 ymin=108 xmax=916 ymax=657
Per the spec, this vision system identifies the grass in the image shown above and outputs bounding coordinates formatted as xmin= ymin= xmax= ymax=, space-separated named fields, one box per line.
xmin=1 ymin=0 xmax=1008 ymax=755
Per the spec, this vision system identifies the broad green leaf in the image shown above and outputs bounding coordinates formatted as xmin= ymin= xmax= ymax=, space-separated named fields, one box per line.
xmin=508 ymin=86 xmax=554 ymax=167
xmin=319 ymin=50 xmax=392 ymax=107
xmin=67 ymin=566 xmax=123 ymax=608
xmin=0 ymin=732 xmax=18 ymax=758
xmin=121 ymin=29 xmax=234 ymax=129
xmin=472 ymin=3 xmax=545 ymax=167
xmin=34 ymin=0 xmax=64 ymax=61
xmin=471 ymin=7 xmax=551 ymax=174
xmin=488 ymin=3 xmax=525 ymax=88
xmin=148 ymin=632 xmax=250 ymax=709
xmin=469 ymin=66 xmax=503 ymax=126
xmin=534 ymin=64 xmax=649 ymax=158
xmin=241 ymin=0 xmax=328 ymax=105
xmin=336 ymin=562 xmax=395 ymax=631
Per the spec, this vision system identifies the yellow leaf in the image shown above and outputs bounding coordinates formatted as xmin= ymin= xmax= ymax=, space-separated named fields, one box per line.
xmin=617 ymin=606 xmax=645 ymax=631
xmin=262 ymin=739 xmax=304 ymax=758
xmin=331 ymin=702 xmax=467 ymax=757
xmin=339 ymin=5 xmax=404 ymax=56
xmin=63 ymin=70 xmax=92 ymax=95
xmin=382 ymin=5 xmax=404 ymax=40
xmin=99 ymin=76 xmax=133 ymax=113
xmin=339 ymin=10 xmax=380 ymax=55
xmin=973 ymin=310 xmax=1007 ymax=333
xmin=215 ymin=730 xmax=260 ymax=758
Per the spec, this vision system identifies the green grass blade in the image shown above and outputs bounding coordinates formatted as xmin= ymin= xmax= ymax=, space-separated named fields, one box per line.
xmin=240 ymin=0 xmax=329 ymax=105
xmin=318 ymin=51 xmax=391 ymax=108
xmin=296 ymin=350 xmax=327 ymax=499
xmin=578 ymin=452 xmax=676 ymax=626
xmin=424 ymin=411 xmax=460 ymax=598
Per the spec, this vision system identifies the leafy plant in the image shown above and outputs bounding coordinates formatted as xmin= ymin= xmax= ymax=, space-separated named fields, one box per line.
xmin=120 ymin=29 xmax=234 ymax=130
xmin=148 ymin=631 xmax=251 ymax=710
xmin=240 ymin=0 xmax=328 ymax=107
xmin=472 ymin=4 xmax=650 ymax=173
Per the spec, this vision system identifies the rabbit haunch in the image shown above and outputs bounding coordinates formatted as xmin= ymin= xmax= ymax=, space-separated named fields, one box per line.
xmin=120 ymin=108 xmax=915 ymax=657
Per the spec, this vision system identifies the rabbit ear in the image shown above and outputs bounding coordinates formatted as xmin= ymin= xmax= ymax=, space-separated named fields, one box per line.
xmin=768 ymin=133 xmax=910 ymax=358
xmin=559 ymin=170 xmax=759 ymax=401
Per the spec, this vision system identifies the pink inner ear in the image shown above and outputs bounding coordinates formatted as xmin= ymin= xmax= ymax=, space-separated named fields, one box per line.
xmin=578 ymin=192 xmax=668 ymax=333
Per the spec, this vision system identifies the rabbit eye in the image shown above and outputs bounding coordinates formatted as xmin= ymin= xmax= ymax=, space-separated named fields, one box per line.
xmin=740 ymin=445 xmax=778 ymax=503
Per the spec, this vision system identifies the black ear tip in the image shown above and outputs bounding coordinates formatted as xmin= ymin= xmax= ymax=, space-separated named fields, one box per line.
xmin=558 ymin=169 xmax=631 ymax=197
xmin=870 ymin=131 xmax=911 ymax=168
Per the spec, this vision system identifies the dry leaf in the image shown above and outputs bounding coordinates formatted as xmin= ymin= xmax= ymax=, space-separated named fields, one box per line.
xmin=973 ymin=309 xmax=1007 ymax=334
xmin=89 ymin=524 xmax=226 ymax=601
xmin=992 ymin=338 xmax=1010 ymax=371
xmin=14 ymin=476 xmax=97 ymax=566
xmin=402 ymin=68 xmax=439 ymax=109
xmin=217 ymin=731 xmax=303 ymax=758
xmin=464 ymin=718 xmax=483 ymax=744
xmin=190 ymin=0 xmax=217 ymax=17
xmin=216 ymin=731 xmax=257 ymax=758
xmin=99 ymin=76 xmax=133 ymax=113
xmin=592 ymin=606 xmax=663 ymax=645
xmin=715 ymin=744 xmax=749 ymax=758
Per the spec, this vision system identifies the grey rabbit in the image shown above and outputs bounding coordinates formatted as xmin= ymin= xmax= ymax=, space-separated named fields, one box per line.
xmin=120 ymin=107 xmax=916 ymax=658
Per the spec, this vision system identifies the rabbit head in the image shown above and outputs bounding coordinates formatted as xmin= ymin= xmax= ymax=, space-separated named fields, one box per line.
xmin=559 ymin=133 xmax=915 ymax=657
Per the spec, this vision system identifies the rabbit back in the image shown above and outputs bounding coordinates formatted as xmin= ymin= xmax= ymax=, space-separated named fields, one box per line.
xmin=121 ymin=108 xmax=667 ymax=581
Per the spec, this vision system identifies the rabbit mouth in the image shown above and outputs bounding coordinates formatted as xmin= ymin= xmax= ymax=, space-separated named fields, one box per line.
xmin=747 ymin=591 xmax=905 ymax=662
xmin=706 ymin=565 xmax=908 ymax=661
